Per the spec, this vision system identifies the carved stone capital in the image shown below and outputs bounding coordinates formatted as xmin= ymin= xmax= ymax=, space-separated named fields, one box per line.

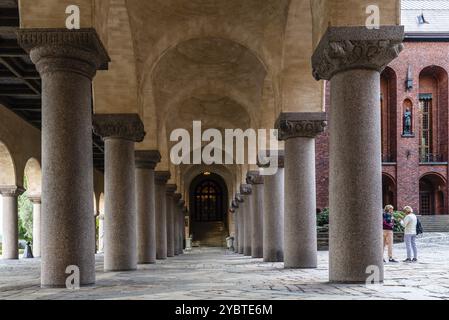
xmin=28 ymin=195 xmax=42 ymax=204
xmin=0 ymin=186 xmax=25 ymax=197
xmin=93 ymin=114 xmax=146 ymax=142
xmin=246 ymin=171 xmax=264 ymax=185
xmin=135 ymin=150 xmax=161 ymax=169
xmin=17 ymin=28 xmax=110 ymax=79
xmin=166 ymin=184 xmax=177 ymax=195
xmin=155 ymin=171 xmax=171 ymax=185
xmin=229 ymin=208 xmax=236 ymax=214
xmin=235 ymin=194 xmax=244 ymax=203
xmin=231 ymin=199 xmax=239 ymax=209
xmin=312 ymin=26 xmax=404 ymax=81
xmin=173 ymin=193 xmax=182 ymax=202
xmin=240 ymin=184 xmax=252 ymax=195
xmin=257 ymin=149 xmax=285 ymax=168
xmin=275 ymin=112 xmax=327 ymax=140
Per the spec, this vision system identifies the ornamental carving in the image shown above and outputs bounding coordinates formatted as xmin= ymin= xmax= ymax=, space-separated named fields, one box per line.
xmin=257 ymin=150 xmax=284 ymax=169
xmin=155 ymin=171 xmax=171 ymax=185
xmin=93 ymin=114 xmax=146 ymax=142
xmin=312 ymin=26 xmax=404 ymax=81
xmin=240 ymin=184 xmax=252 ymax=195
xmin=135 ymin=150 xmax=161 ymax=169
xmin=275 ymin=113 xmax=327 ymax=140
xmin=246 ymin=171 xmax=264 ymax=185
xmin=17 ymin=28 xmax=110 ymax=79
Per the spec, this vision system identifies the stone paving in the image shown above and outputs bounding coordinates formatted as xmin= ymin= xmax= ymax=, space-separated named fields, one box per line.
xmin=0 ymin=233 xmax=449 ymax=300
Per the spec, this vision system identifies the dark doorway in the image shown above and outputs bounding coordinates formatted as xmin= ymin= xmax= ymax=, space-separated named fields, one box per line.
xmin=419 ymin=174 xmax=447 ymax=215
xmin=189 ymin=172 xmax=228 ymax=247
xmin=382 ymin=174 xmax=397 ymax=209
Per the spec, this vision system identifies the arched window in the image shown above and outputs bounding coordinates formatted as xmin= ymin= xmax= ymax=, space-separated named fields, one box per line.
xmin=193 ymin=179 xmax=224 ymax=221
xmin=380 ymin=67 xmax=397 ymax=162
xmin=419 ymin=66 xmax=448 ymax=163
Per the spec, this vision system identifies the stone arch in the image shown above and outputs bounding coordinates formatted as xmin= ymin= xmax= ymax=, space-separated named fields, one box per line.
xmin=187 ymin=171 xmax=229 ymax=247
xmin=418 ymin=65 xmax=449 ymax=162
xmin=23 ymin=158 xmax=41 ymax=197
xmin=419 ymin=173 xmax=447 ymax=215
xmin=140 ymin=36 xmax=275 ymax=151
xmin=0 ymin=141 xmax=16 ymax=187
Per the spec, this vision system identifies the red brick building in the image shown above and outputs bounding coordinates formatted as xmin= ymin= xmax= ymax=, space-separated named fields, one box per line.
xmin=316 ymin=1 xmax=449 ymax=217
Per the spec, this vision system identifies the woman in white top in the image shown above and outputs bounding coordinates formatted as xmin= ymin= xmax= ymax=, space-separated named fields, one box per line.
xmin=400 ymin=206 xmax=418 ymax=262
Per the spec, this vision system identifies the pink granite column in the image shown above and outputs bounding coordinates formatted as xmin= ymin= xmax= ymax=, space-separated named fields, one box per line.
xmin=135 ymin=151 xmax=160 ymax=264
xmin=0 ymin=187 xmax=24 ymax=259
xmin=276 ymin=113 xmax=327 ymax=268
xmin=259 ymin=152 xmax=285 ymax=262
xmin=155 ymin=171 xmax=170 ymax=259
xmin=247 ymin=171 xmax=264 ymax=258
xmin=18 ymin=28 xmax=109 ymax=287
xmin=312 ymin=26 xmax=404 ymax=282
xmin=93 ymin=114 xmax=145 ymax=272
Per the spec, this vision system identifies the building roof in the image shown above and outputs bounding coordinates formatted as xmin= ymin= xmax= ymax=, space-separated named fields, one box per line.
xmin=402 ymin=0 xmax=449 ymax=33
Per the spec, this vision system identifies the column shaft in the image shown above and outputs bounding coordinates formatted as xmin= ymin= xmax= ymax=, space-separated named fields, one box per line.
xmin=247 ymin=172 xmax=263 ymax=259
xmin=244 ymin=195 xmax=252 ymax=256
xmin=104 ymin=138 xmax=137 ymax=271
xmin=233 ymin=208 xmax=239 ymax=253
xmin=165 ymin=186 xmax=176 ymax=258
xmin=136 ymin=167 xmax=156 ymax=264
xmin=155 ymin=172 xmax=170 ymax=259
xmin=238 ymin=199 xmax=244 ymax=254
xmin=31 ymin=199 xmax=41 ymax=257
xmin=329 ymin=69 xmax=383 ymax=281
xmin=1 ymin=194 xmax=19 ymax=259
xmin=263 ymin=168 xmax=284 ymax=262
xmin=284 ymin=138 xmax=317 ymax=268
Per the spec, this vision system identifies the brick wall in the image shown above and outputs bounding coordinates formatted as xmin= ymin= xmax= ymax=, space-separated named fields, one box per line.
xmin=315 ymin=41 xmax=449 ymax=215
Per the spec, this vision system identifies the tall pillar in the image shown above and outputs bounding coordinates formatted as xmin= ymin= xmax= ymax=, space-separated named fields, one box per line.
xmin=240 ymin=184 xmax=252 ymax=256
xmin=165 ymin=184 xmax=176 ymax=257
xmin=28 ymin=195 xmax=41 ymax=258
xmin=259 ymin=151 xmax=285 ymax=262
xmin=236 ymin=194 xmax=244 ymax=254
xmin=247 ymin=172 xmax=264 ymax=258
xmin=231 ymin=198 xmax=239 ymax=253
xmin=0 ymin=187 xmax=24 ymax=259
xmin=98 ymin=213 xmax=105 ymax=253
xmin=155 ymin=171 xmax=170 ymax=259
xmin=312 ymin=26 xmax=404 ymax=282
xmin=93 ymin=114 xmax=145 ymax=272
xmin=172 ymin=193 xmax=181 ymax=255
xmin=176 ymin=199 xmax=185 ymax=255
xmin=182 ymin=206 xmax=186 ymax=253
xmin=18 ymin=29 xmax=109 ymax=287
xmin=276 ymin=113 xmax=326 ymax=268
xmin=135 ymin=151 xmax=161 ymax=264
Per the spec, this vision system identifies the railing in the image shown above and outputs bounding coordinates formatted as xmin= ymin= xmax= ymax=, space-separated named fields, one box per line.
xmin=420 ymin=153 xmax=444 ymax=163
xmin=382 ymin=154 xmax=396 ymax=163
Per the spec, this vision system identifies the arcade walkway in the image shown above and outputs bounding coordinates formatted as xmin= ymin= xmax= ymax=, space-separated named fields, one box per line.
xmin=1 ymin=234 xmax=449 ymax=300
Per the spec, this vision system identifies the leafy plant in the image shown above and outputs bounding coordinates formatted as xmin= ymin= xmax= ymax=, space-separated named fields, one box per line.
xmin=18 ymin=177 xmax=33 ymax=243
xmin=393 ymin=211 xmax=405 ymax=232
xmin=316 ymin=208 xmax=329 ymax=231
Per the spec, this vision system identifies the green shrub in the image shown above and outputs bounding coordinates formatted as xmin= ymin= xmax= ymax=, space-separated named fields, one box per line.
xmin=393 ymin=211 xmax=405 ymax=232
xmin=316 ymin=208 xmax=329 ymax=228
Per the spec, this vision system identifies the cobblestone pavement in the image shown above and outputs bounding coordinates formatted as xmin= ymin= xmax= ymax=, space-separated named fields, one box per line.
xmin=1 ymin=233 xmax=449 ymax=300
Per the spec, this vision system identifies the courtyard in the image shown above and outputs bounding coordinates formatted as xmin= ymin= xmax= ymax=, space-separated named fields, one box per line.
xmin=1 ymin=234 xmax=448 ymax=300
